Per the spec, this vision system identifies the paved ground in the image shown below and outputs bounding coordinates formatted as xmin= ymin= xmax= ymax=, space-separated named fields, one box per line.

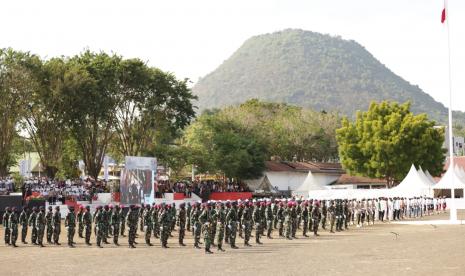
xmin=1 ymin=212 xmax=465 ymax=276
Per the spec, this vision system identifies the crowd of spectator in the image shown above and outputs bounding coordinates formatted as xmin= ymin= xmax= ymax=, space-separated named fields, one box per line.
xmin=154 ymin=179 xmax=249 ymax=198
xmin=20 ymin=177 xmax=109 ymax=203
xmin=0 ymin=177 xmax=15 ymax=195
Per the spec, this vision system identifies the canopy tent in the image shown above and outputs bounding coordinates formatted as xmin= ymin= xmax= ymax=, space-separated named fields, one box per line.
xmin=309 ymin=164 xmax=435 ymax=199
xmin=425 ymin=170 xmax=437 ymax=184
xmin=433 ymin=166 xmax=465 ymax=190
xmin=454 ymin=166 xmax=465 ymax=182
xmin=244 ymin=175 xmax=276 ymax=194
xmin=418 ymin=167 xmax=434 ymax=186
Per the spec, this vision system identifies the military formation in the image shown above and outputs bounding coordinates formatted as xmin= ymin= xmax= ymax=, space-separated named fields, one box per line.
xmin=2 ymin=197 xmax=443 ymax=253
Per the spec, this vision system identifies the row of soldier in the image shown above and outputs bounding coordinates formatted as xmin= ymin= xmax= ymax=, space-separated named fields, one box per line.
xmin=2 ymin=197 xmax=442 ymax=253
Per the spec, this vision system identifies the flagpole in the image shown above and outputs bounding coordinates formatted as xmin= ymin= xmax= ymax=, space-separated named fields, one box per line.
xmin=445 ymin=0 xmax=457 ymax=221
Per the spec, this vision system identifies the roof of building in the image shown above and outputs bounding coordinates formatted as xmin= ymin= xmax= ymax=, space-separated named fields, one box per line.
xmin=333 ymin=174 xmax=387 ymax=185
xmin=444 ymin=156 xmax=465 ymax=171
xmin=265 ymin=161 xmax=344 ymax=174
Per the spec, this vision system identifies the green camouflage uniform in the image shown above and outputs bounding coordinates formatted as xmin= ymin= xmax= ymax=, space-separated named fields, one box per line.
xmin=111 ymin=207 xmax=120 ymax=245
xmin=127 ymin=207 xmax=139 ymax=248
xmin=265 ymin=204 xmax=273 ymax=238
xmin=64 ymin=210 xmax=76 ymax=246
xmin=83 ymin=209 xmax=92 ymax=245
xmin=302 ymin=204 xmax=309 ymax=236
xmin=177 ymin=206 xmax=186 ymax=245
xmin=215 ymin=205 xmax=226 ymax=251
xmin=28 ymin=209 xmax=38 ymax=244
xmin=240 ymin=205 xmax=252 ymax=246
xmin=158 ymin=206 xmax=170 ymax=248
xmin=252 ymin=205 xmax=262 ymax=244
xmin=3 ymin=209 xmax=11 ymax=245
xmin=52 ymin=208 xmax=61 ymax=244
xmin=45 ymin=208 xmax=53 ymax=243
xmin=143 ymin=206 xmax=153 ymax=245
xmin=191 ymin=205 xmax=201 ymax=248
xmin=19 ymin=209 xmax=28 ymax=243
xmin=36 ymin=210 xmax=46 ymax=246
xmin=9 ymin=211 xmax=19 ymax=247
xmin=77 ymin=208 xmax=84 ymax=238
xmin=226 ymin=205 xmax=238 ymax=248
xmin=199 ymin=206 xmax=213 ymax=253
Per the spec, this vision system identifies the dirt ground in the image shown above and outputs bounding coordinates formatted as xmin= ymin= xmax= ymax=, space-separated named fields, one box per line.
xmin=1 ymin=212 xmax=465 ymax=276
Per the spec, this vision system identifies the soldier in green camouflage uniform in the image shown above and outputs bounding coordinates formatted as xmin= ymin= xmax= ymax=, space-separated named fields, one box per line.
xmin=312 ymin=201 xmax=321 ymax=236
xmin=127 ymin=205 xmax=138 ymax=248
xmin=139 ymin=205 xmax=145 ymax=232
xmin=209 ymin=202 xmax=217 ymax=246
xmin=241 ymin=202 xmax=252 ymax=247
xmin=19 ymin=207 xmax=28 ymax=244
xmin=186 ymin=202 xmax=192 ymax=232
xmin=9 ymin=207 xmax=19 ymax=247
xmin=321 ymin=200 xmax=327 ymax=230
xmin=77 ymin=206 xmax=84 ymax=238
xmin=111 ymin=205 xmax=121 ymax=245
xmin=143 ymin=204 xmax=153 ymax=246
xmin=102 ymin=205 xmax=110 ymax=243
xmin=95 ymin=206 xmax=105 ymax=248
xmin=284 ymin=202 xmax=292 ymax=240
xmin=65 ymin=206 xmax=76 ymax=247
xmin=159 ymin=204 xmax=170 ymax=248
xmin=120 ymin=205 xmax=127 ymax=237
xmin=36 ymin=206 xmax=46 ymax=247
xmin=328 ymin=200 xmax=336 ymax=233
xmin=190 ymin=203 xmax=201 ymax=248
xmin=28 ymin=207 xmax=38 ymax=245
xmin=177 ymin=203 xmax=187 ymax=246
xmin=226 ymin=202 xmax=239 ymax=249
xmin=290 ymin=202 xmax=298 ymax=238
xmin=83 ymin=206 xmax=92 ymax=245
xmin=237 ymin=202 xmax=244 ymax=239
xmin=3 ymin=207 xmax=11 ymax=245
xmin=302 ymin=201 xmax=309 ymax=237
xmin=215 ymin=202 xmax=226 ymax=251
xmin=272 ymin=201 xmax=278 ymax=229
xmin=199 ymin=203 xmax=213 ymax=254
xmin=265 ymin=201 xmax=273 ymax=239
xmin=253 ymin=202 xmax=262 ymax=244
xmin=52 ymin=206 xmax=61 ymax=245
xmin=45 ymin=206 xmax=53 ymax=243
xmin=170 ymin=203 xmax=176 ymax=237
xmin=152 ymin=204 xmax=160 ymax=239
xmin=277 ymin=202 xmax=285 ymax=237
xmin=296 ymin=200 xmax=302 ymax=229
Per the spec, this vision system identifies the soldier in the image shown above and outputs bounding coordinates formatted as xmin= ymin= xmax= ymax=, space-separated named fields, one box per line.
xmin=45 ymin=206 xmax=53 ymax=243
xmin=177 ymin=203 xmax=187 ymax=246
xmin=102 ymin=205 xmax=110 ymax=244
xmin=127 ymin=205 xmax=138 ymax=248
xmin=139 ymin=204 xmax=145 ymax=232
xmin=19 ymin=207 xmax=29 ymax=244
xmin=120 ymin=205 xmax=127 ymax=237
xmin=77 ymin=206 xmax=84 ymax=238
xmin=312 ymin=201 xmax=321 ymax=236
xmin=152 ymin=204 xmax=160 ymax=239
xmin=36 ymin=206 xmax=46 ymax=247
xmin=336 ymin=200 xmax=344 ymax=231
xmin=199 ymin=203 xmax=213 ymax=254
xmin=344 ymin=200 xmax=350 ymax=230
xmin=95 ymin=206 xmax=105 ymax=248
xmin=3 ymin=207 xmax=11 ymax=245
xmin=277 ymin=202 xmax=285 ymax=237
xmin=143 ymin=204 xmax=153 ymax=246
xmin=111 ymin=205 xmax=121 ymax=246
xmin=328 ymin=200 xmax=336 ymax=233
xmin=65 ymin=206 xmax=76 ymax=247
xmin=226 ymin=201 xmax=239 ymax=249
xmin=308 ymin=200 xmax=313 ymax=234
xmin=159 ymin=203 xmax=170 ymax=248
xmin=302 ymin=201 xmax=309 ymax=237
xmin=284 ymin=202 xmax=292 ymax=240
xmin=191 ymin=202 xmax=202 ymax=249
xmin=170 ymin=203 xmax=176 ymax=237
xmin=272 ymin=200 xmax=278 ymax=229
xmin=108 ymin=205 xmax=114 ymax=237
xmin=252 ymin=201 xmax=262 ymax=244
xmin=237 ymin=201 xmax=244 ymax=239
xmin=186 ymin=202 xmax=192 ymax=232
xmin=215 ymin=202 xmax=226 ymax=251
xmin=28 ymin=207 xmax=38 ymax=245
xmin=290 ymin=201 xmax=298 ymax=238
xmin=296 ymin=200 xmax=302 ymax=229
xmin=83 ymin=206 xmax=92 ymax=246
xmin=321 ymin=200 xmax=327 ymax=230
xmin=209 ymin=202 xmax=217 ymax=246
xmin=224 ymin=201 xmax=231 ymax=244
xmin=241 ymin=201 xmax=252 ymax=247
xmin=52 ymin=206 xmax=61 ymax=245
xmin=9 ymin=207 xmax=19 ymax=247
xmin=265 ymin=201 xmax=273 ymax=239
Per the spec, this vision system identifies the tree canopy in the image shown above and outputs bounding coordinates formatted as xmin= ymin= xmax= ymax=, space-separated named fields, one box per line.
xmin=336 ymin=101 xmax=445 ymax=187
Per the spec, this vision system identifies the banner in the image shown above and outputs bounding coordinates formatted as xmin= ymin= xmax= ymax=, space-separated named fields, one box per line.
xmin=120 ymin=157 xmax=157 ymax=205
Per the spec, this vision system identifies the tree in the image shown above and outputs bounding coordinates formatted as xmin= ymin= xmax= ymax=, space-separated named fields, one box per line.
xmin=183 ymin=113 xmax=266 ymax=180
xmin=59 ymin=51 xmax=121 ymax=179
xmin=0 ymin=48 xmax=32 ymax=176
xmin=336 ymin=101 xmax=445 ymax=187
xmin=113 ymin=59 xmax=196 ymax=157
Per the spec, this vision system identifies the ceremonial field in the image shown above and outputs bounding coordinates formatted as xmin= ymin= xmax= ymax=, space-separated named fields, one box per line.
xmin=1 ymin=212 xmax=465 ymax=276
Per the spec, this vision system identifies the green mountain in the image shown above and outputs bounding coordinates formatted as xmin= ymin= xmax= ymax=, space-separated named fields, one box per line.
xmin=193 ymin=29 xmax=464 ymax=125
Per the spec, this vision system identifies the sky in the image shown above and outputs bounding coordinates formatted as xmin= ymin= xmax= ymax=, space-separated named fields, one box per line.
xmin=2 ymin=0 xmax=465 ymax=111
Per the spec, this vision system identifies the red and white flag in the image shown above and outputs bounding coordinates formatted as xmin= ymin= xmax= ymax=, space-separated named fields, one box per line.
xmin=441 ymin=1 xmax=446 ymax=23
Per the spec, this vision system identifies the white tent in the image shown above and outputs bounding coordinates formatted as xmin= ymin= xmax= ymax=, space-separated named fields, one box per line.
xmin=433 ymin=166 xmax=465 ymax=190
xmin=418 ymin=166 xmax=435 ymax=186
xmin=425 ymin=170 xmax=437 ymax=184
xmin=388 ymin=164 xmax=432 ymax=197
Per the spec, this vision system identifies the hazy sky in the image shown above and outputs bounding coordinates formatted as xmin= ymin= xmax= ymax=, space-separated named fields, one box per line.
xmin=2 ymin=0 xmax=464 ymax=111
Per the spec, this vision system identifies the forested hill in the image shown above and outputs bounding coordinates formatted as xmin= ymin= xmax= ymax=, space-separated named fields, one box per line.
xmin=193 ymin=29 xmax=464 ymax=124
